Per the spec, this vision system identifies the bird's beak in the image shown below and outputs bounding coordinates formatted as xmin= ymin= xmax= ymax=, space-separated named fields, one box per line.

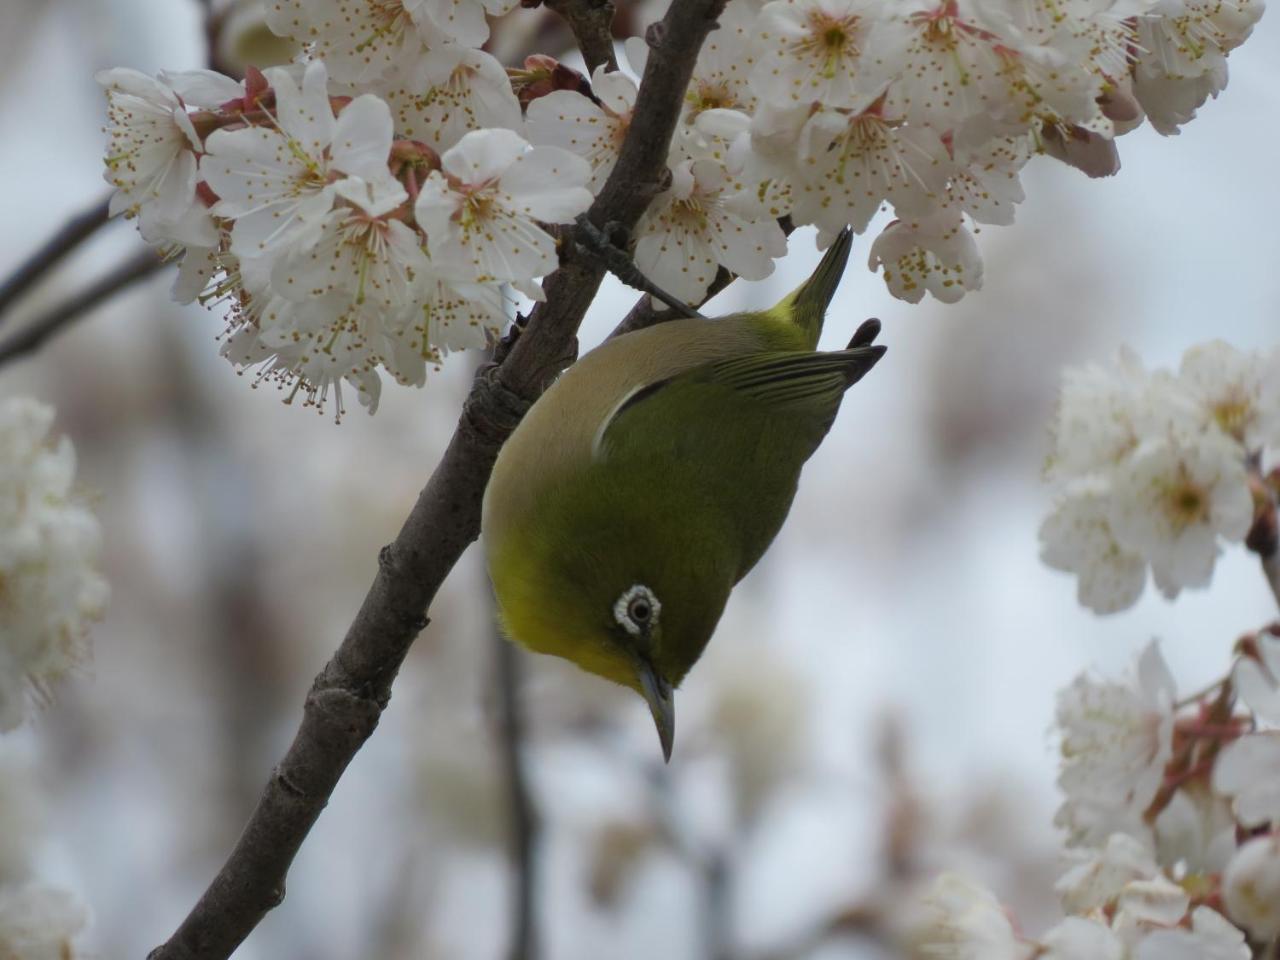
xmin=637 ymin=658 xmax=675 ymax=763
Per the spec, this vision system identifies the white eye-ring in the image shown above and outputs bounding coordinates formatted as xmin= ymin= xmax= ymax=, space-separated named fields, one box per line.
xmin=613 ymin=584 xmax=660 ymax=636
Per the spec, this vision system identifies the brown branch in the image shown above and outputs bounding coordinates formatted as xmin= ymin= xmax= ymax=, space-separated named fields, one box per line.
xmin=541 ymin=0 xmax=619 ymax=73
xmin=1247 ymin=464 xmax=1280 ymax=612
xmin=0 ymin=195 xmax=113 ymax=325
xmin=0 ymin=250 xmax=163 ymax=367
xmin=1264 ymin=553 xmax=1280 ymax=614
xmin=146 ymin=3 xmax=728 ymax=958
xmin=493 ymin=635 xmax=539 ymax=960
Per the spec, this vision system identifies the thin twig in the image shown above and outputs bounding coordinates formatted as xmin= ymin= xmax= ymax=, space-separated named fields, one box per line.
xmin=0 ymin=196 xmax=113 ymax=324
xmin=702 ymin=850 xmax=733 ymax=960
xmin=494 ymin=635 xmax=539 ymax=960
xmin=542 ymin=0 xmax=618 ymax=73
xmin=0 ymin=250 xmax=162 ymax=367
xmin=147 ymin=3 xmax=727 ymax=958
xmin=611 ymin=262 xmax=735 ymax=338
xmin=609 ymin=217 xmax=795 ymax=339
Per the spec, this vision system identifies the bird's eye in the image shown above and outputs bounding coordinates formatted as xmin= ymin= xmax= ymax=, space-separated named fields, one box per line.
xmin=614 ymin=584 xmax=661 ymax=636
xmin=628 ymin=597 xmax=652 ymax=624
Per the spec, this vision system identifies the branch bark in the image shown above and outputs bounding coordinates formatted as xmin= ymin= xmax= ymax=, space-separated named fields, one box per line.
xmin=147 ymin=3 xmax=727 ymax=957
xmin=0 ymin=249 xmax=163 ymax=366
xmin=0 ymin=195 xmax=112 ymax=324
xmin=542 ymin=0 xmax=618 ymax=73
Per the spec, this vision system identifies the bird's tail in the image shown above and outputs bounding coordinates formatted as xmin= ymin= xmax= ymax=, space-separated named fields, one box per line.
xmin=775 ymin=228 xmax=853 ymax=350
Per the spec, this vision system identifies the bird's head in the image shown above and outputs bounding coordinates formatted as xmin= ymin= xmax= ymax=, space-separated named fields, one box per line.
xmin=607 ymin=581 xmax=676 ymax=760
xmin=489 ymin=505 xmax=734 ymax=761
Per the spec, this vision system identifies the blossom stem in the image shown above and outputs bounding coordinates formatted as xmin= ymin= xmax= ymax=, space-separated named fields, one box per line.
xmin=1174 ymin=676 xmax=1228 ymax=709
xmin=1174 ymin=720 xmax=1247 ymax=739
xmin=1147 ymin=679 xmax=1236 ymax=823
xmin=0 ymin=195 xmax=112 ymax=325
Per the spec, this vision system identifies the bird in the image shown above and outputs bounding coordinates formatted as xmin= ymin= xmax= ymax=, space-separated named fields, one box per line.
xmin=482 ymin=228 xmax=885 ymax=760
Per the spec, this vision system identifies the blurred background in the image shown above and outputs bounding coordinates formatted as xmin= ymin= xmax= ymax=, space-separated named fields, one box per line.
xmin=1 ymin=1 xmax=1278 ymax=957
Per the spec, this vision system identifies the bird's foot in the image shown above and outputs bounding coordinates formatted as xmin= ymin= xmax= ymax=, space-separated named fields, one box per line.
xmin=574 ymin=214 xmax=704 ymax=319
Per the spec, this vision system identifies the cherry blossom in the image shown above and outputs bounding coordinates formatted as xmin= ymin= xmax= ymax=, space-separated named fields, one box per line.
xmin=1040 ymin=480 xmax=1147 ymax=615
xmin=97 ymin=0 xmax=1270 ymax=412
xmin=1045 ymin=348 xmax=1150 ymax=481
xmin=526 ymin=67 xmax=636 ymax=193
xmin=633 ymin=158 xmax=788 ymax=307
xmin=750 ymin=0 xmax=910 ymax=111
xmin=96 ymin=68 xmax=236 ymax=244
xmin=867 ymin=211 xmax=982 ymax=304
xmin=381 ymin=45 xmax=522 ymax=152
xmin=1213 ymin=732 xmax=1280 ymax=828
xmin=0 ymin=883 xmax=88 ymax=960
xmin=1039 ymin=343 xmax=1265 ymax=611
xmin=1133 ymin=0 xmax=1264 ymax=134
xmin=202 ymin=61 xmax=399 ymax=262
xmin=1133 ymin=906 xmax=1250 ymax=960
xmin=1055 ymin=832 xmax=1160 ymax=914
xmin=1053 ymin=641 xmax=1176 ymax=847
xmin=1108 ymin=431 xmax=1253 ymax=598
xmin=1038 ymin=917 xmax=1126 ymax=960
xmin=912 ymin=873 xmax=1029 ymax=960
xmin=415 ymin=0 xmax=520 ymax=47
xmin=0 ymin=399 xmax=108 ymax=732
xmin=264 ymin=0 xmax=435 ymax=87
xmin=414 ymin=129 xmax=592 ymax=291
xmin=1233 ymin=633 xmax=1280 ymax=726
xmin=1178 ymin=339 xmax=1280 ymax=450
xmin=789 ymin=101 xmax=952 ymax=240
xmin=1221 ymin=833 xmax=1280 ymax=940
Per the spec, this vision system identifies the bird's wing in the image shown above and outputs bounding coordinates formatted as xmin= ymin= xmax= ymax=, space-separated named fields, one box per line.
xmin=600 ymin=345 xmax=884 ymax=453
xmin=698 ymin=347 xmax=884 ymax=409
xmin=595 ymin=345 xmax=883 ymax=579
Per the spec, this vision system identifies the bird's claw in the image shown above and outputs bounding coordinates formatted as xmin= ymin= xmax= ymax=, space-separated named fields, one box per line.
xmin=573 ymin=213 xmax=704 ymax=320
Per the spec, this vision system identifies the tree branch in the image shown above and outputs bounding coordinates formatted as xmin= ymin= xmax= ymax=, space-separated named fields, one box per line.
xmin=0 ymin=195 xmax=113 ymax=324
xmin=542 ymin=0 xmax=618 ymax=73
xmin=0 ymin=250 xmax=163 ymax=366
xmin=494 ymin=635 xmax=539 ymax=960
xmin=147 ymin=3 xmax=728 ymax=958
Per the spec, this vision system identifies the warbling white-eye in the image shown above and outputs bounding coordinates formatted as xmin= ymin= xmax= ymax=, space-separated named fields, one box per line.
xmin=482 ymin=229 xmax=884 ymax=760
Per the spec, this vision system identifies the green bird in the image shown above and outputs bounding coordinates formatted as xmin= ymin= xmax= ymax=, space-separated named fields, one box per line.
xmin=482 ymin=229 xmax=884 ymax=759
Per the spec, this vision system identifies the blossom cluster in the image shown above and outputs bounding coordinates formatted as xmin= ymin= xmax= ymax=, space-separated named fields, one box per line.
xmin=1040 ymin=341 xmax=1279 ymax=614
xmin=98 ymin=58 xmax=590 ymax=418
xmin=529 ymin=0 xmax=1263 ymax=306
xmin=99 ymin=0 xmax=1264 ymax=415
xmin=916 ymin=634 xmax=1280 ymax=958
xmin=0 ymin=398 xmax=108 ymax=732
xmin=0 ymin=399 xmax=97 ymax=955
